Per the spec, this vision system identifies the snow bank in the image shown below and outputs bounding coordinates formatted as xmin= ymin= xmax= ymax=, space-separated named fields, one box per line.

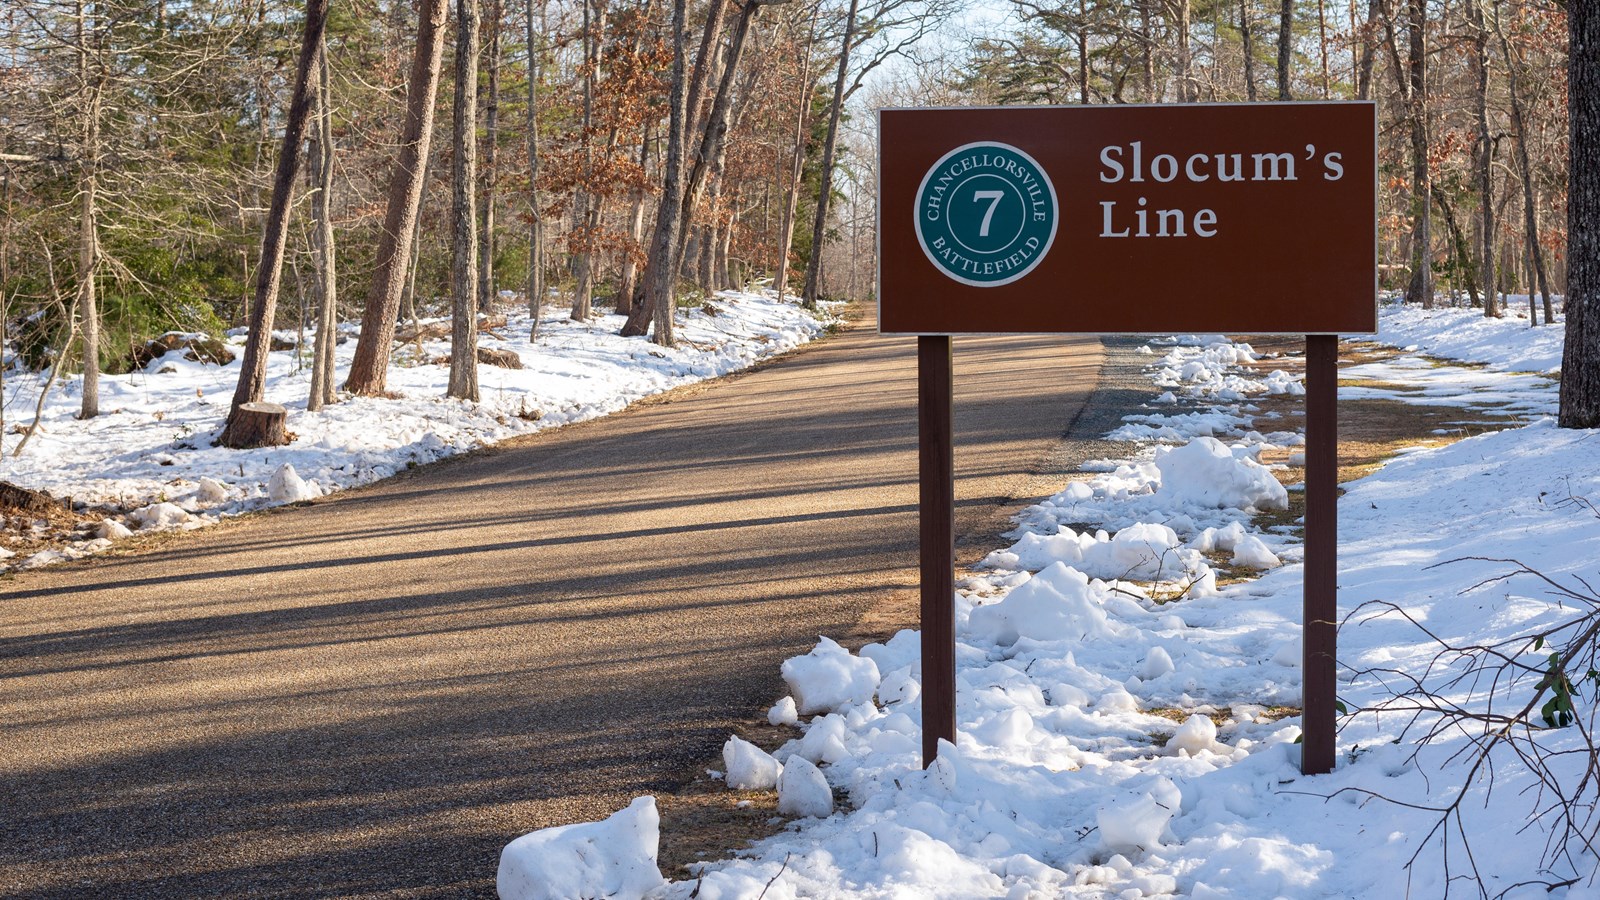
xmin=497 ymin=796 xmax=665 ymax=900
xmin=1155 ymin=437 xmax=1287 ymax=512
xmin=780 ymin=637 xmax=881 ymax=716
xmin=658 ymin=331 xmax=1591 ymax=897
xmin=722 ymin=736 xmax=781 ymax=791
xmin=1374 ymin=298 xmax=1564 ymax=374
xmin=0 ymin=291 xmax=833 ymax=571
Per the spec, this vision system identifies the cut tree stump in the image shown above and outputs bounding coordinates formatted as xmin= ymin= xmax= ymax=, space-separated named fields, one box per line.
xmin=476 ymin=347 xmax=523 ymax=369
xmin=0 ymin=481 xmax=65 ymax=514
xmin=218 ymin=402 xmax=290 ymax=449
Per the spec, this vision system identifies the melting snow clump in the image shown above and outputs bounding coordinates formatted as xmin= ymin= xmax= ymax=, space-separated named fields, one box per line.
xmin=776 ymin=756 xmax=833 ymax=818
xmin=496 ymin=796 xmax=666 ymax=900
xmin=781 ymin=636 xmax=881 ymax=715
xmin=722 ymin=736 xmax=782 ymax=791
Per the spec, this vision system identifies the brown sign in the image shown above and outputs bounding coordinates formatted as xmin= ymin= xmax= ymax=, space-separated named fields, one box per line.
xmin=878 ymin=103 xmax=1377 ymax=335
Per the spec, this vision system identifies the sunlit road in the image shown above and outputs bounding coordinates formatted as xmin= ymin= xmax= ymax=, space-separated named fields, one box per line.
xmin=0 ymin=307 xmax=1103 ymax=897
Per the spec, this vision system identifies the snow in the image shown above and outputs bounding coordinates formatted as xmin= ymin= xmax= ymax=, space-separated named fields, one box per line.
xmin=496 ymin=796 xmax=666 ymax=900
xmin=0 ymin=291 xmax=831 ymax=569
xmin=1229 ymin=534 xmax=1281 ymax=570
xmin=776 ymin=756 xmax=834 ymax=818
xmin=266 ymin=463 xmax=321 ymax=503
xmin=614 ymin=312 xmax=1600 ymax=898
xmin=768 ymin=696 xmax=800 ymax=726
xmin=1154 ymin=436 xmax=1287 ymax=513
xmin=723 ymin=736 xmax=782 ymax=791
xmin=781 ymin=636 xmax=882 ymax=716
xmin=1371 ymin=297 xmax=1565 ymax=374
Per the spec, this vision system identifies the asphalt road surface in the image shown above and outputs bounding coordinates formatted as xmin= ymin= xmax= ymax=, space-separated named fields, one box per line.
xmin=0 ymin=308 xmax=1104 ymax=898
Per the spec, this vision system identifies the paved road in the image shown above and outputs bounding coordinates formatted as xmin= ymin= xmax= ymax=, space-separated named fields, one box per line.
xmin=0 ymin=309 xmax=1103 ymax=898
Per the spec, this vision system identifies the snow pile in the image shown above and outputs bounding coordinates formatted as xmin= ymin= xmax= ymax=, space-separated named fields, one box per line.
xmin=129 ymin=502 xmax=194 ymax=530
xmin=781 ymin=636 xmax=881 ymax=715
xmin=630 ymin=330 xmax=1600 ymax=897
xmin=267 ymin=463 xmax=321 ymax=503
xmin=983 ymin=522 xmax=1210 ymax=583
xmin=967 ymin=562 xmax=1128 ymax=646
xmin=1153 ymin=437 xmax=1287 ymax=513
xmin=776 ymin=756 xmax=833 ymax=818
xmin=0 ymin=291 xmax=833 ymax=570
xmin=722 ymin=736 xmax=782 ymax=791
xmin=496 ymin=796 xmax=666 ymax=900
xmin=1374 ymin=298 xmax=1564 ymax=374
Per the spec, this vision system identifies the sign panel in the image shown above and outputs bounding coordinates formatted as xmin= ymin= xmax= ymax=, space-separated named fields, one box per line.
xmin=878 ymin=103 xmax=1377 ymax=335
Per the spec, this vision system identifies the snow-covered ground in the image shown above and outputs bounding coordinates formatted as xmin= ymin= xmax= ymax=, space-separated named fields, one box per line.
xmin=0 ymin=291 xmax=832 ymax=571
xmin=1368 ymin=295 xmax=1565 ymax=375
xmin=501 ymin=302 xmax=1600 ymax=898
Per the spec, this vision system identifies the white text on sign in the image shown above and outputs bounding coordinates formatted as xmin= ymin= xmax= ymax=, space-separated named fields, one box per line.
xmin=1096 ymin=140 xmax=1347 ymax=238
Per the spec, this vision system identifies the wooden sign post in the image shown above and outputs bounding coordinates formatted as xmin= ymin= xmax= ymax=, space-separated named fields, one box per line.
xmin=878 ymin=102 xmax=1376 ymax=777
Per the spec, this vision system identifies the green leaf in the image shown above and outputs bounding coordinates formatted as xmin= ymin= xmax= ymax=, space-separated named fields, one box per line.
xmin=1334 ymin=700 xmax=1349 ymax=715
xmin=1534 ymin=635 xmax=1545 ymax=651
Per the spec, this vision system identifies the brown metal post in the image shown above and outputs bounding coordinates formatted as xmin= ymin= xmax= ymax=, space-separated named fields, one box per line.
xmin=1302 ymin=333 xmax=1339 ymax=775
xmin=919 ymin=335 xmax=956 ymax=768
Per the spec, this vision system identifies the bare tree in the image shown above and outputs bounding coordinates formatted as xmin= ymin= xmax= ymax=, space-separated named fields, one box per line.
xmin=308 ymin=33 xmax=339 ymax=412
xmin=1469 ymin=0 xmax=1495 ymax=317
xmin=479 ymin=0 xmax=502 ymax=315
xmin=1493 ymin=0 xmax=1551 ymax=325
xmin=74 ymin=0 xmax=104 ymax=420
xmin=774 ymin=6 xmax=820 ymax=301
xmin=526 ymin=0 xmax=548 ymax=339
xmin=800 ymin=0 xmax=861 ymax=310
xmin=1560 ymin=0 xmax=1599 ymax=428
xmin=1275 ymin=0 xmax=1292 ymax=99
xmin=219 ymin=0 xmax=329 ymax=448
xmin=570 ymin=0 xmax=601 ymax=321
xmin=449 ymin=0 xmax=482 ymax=401
xmin=343 ymin=0 xmax=451 ymax=396
xmin=623 ymin=0 xmax=731 ymax=340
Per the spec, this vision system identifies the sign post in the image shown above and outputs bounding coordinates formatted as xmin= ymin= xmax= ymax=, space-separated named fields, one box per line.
xmin=879 ymin=103 xmax=1376 ymax=776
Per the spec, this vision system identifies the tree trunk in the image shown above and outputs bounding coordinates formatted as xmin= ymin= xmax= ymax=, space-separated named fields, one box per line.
xmin=1470 ymin=0 xmax=1496 ymax=317
xmin=623 ymin=0 xmax=689 ymax=343
xmin=570 ymin=0 xmax=598 ymax=321
xmin=75 ymin=0 xmax=102 ymax=421
xmin=1436 ymin=191 xmax=1479 ymax=307
xmin=615 ymin=129 xmax=649 ymax=315
xmin=478 ymin=0 xmax=501 ymax=315
xmin=1403 ymin=0 xmax=1432 ymax=308
xmin=1077 ymin=0 xmax=1090 ymax=104
xmin=220 ymin=0 xmax=328 ymax=447
xmin=1316 ymin=0 xmax=1330 ymax=97
xmin=1241 ymin=0 xmax=1258 ymax=101
xmin=1276 ymin=0 xmax=1293 ymax=100
xmin=448 ymin=0 xmax=481 ymax=401
xmin=342 ymin=0 xmax=450 ymax=396
xmin=226 ymin=402 xmax=289 ymax=449
xmin=1558 ymin=0 xmax=1597 ymax=429
xmin=670 ymin=0 xmax=771 ymax=299
xmin=1141 ymin=0 xmax=1155 ymax=102
xmin=773 ymin=9 xmax=818 ymax=301
xmin=526 ymin=0 xmax=546 ymax=340
xmin=1175 ymin=0 xmax=1192 ymax=102
xmin=800 ymin=0 xmax=860 ymax=310
xmin=1356 ymin=0 xmax=1379 ymax=99
xmin=1494 ymin=0 xmax=1552 ymax=325
xmin=308 ymin=33 xmax=339 ymax=412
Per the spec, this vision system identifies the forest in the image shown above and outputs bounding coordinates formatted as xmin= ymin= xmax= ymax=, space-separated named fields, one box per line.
xmin=0 ymin=0 xmax=1572 ymax=433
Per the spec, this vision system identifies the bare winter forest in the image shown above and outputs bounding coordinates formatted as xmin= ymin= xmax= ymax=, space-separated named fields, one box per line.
xmin=0 ymin=0 xmax=1574 ymax=430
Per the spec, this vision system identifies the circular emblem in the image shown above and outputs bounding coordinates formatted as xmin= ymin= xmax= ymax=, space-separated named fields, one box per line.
xmin=913 ymin=141 xmax=1058 ymax=288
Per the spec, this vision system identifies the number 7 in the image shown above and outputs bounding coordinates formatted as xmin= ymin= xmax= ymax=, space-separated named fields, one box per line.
xmin=973 ymin=190 xmax=1005 ymax=237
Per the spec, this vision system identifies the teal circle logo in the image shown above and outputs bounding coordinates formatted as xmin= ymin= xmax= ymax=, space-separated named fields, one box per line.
xmin=913 ymin=141 xmax=1058 ymax=287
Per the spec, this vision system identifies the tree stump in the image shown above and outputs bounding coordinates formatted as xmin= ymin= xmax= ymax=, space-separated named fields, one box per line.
xmin=218 ymin=402 xmax=290 ymax=449
xmin=0 ymin=481 xmax=64 ymax=514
